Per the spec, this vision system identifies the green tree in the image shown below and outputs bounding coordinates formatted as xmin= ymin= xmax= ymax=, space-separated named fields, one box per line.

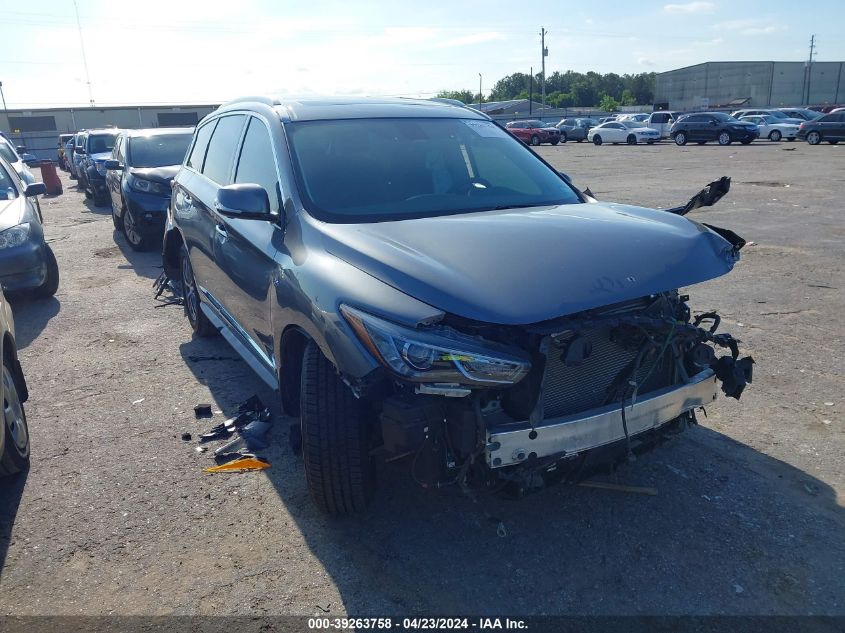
xmin=599 ymin=94 xmax=620 ymax=112
xmin=620 ymin=89 xmax=636 ymax=106
xmin=435 ymin=89 xmax=475 ymax=104
xmin=490 ymin=73 xmax=532 ymax=101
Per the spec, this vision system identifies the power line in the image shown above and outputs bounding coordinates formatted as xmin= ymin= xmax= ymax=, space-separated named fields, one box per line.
xmin=71 ymin=0 xmax=94 ymax=106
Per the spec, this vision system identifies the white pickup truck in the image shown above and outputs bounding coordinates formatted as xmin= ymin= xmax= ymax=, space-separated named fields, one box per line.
xmin=646 ymin=111 xmax=685 ymax=139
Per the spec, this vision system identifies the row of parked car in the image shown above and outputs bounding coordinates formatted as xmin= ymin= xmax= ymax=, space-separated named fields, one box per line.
xmin=504 ymin=106 xmax=844 ymax=147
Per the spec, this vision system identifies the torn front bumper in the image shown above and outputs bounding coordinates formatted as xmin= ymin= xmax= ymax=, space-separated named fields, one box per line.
xmin=486 ymin=369 xmax=718 ymax=469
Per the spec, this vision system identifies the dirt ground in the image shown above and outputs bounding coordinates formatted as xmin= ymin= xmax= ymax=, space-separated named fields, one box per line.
xmin=0 ymin=140 xmax=843 ymax=617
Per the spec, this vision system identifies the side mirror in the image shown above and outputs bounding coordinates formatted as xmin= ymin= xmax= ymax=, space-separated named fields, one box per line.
xmin=15 ymin=146 xmax=26 ymax=154
xmin=24 ymin=182 xmax=47 ymax=197
xmin=21 ymin=154 xmax=39 ymax=167
xmin=214 ymin=183 xmax=271 ymax=220
xmin=558 ymin=171 xmax=572 ymax=184
xmin=104 ymin=159 xmax=123 ymax=171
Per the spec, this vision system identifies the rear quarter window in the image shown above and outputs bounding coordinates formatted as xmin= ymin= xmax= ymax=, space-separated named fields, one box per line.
xmin=186 ymin=120 xmax=217 ymax=171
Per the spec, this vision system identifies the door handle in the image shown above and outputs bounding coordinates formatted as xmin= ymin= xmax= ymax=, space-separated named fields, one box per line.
xmin=215 ymin=223 xmax=228 ymax=238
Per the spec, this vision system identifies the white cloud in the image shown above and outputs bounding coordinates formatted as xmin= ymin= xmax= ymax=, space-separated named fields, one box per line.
xmin=664 ymin=2 xmax=715 ymax=14
xmin=437 ymin=32 xmax=506 ymax=48
xmin=638 ymin=57 xmax=656 ymax=67
xmin=714 ymin=19 xmax=787 ymax=35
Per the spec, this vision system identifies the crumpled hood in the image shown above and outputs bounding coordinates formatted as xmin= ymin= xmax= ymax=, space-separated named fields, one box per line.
xmin=0 ymin=196 xmax=25 ymax=232
xmin=313 ymin=202 xmax=741 ymax=325
xmin=128 ymin=165 xmax=179 ymax=184
xmin=90 ymin=151 xmax=112 ymax=163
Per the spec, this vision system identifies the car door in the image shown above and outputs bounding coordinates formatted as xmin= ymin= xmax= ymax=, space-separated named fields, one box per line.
xmin=210 ymin=115 xmax=285 ymax=370
xmin=606 ymin=123 xmax=623 ymax=142
xmin=830 ymin=113 xmax=845 ymax=140
xmin=107 ymin=135 xmax=124 ymax=210
xmin=176 ymin=115 xmax=246 ymax=305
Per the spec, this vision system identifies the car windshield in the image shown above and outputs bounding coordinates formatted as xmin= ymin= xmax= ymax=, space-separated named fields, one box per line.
xmin=88 ymin=133 xmax=118 ymax=154
xmin=128 ymin=133 xmax=193 ymax=168
xmin=286 ymin=117 xmax=582 ymax=223
xmin=0 ymin=163 xmax=17 ymax=200
xmin=0 ymin=140 xmax=19 ymax=163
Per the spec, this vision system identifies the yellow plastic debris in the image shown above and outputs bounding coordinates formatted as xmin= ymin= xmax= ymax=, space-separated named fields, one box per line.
xmin=204 ymin=456 xmax=271 ymax=473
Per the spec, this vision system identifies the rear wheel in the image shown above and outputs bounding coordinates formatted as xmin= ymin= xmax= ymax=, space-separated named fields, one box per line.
xmin=179 ymin=245 xmax=216 ymax=337
xmin=718 ymin=131 xmax=732 ymax=146
xmin=593 ymin=135 xmax=603 ymax=145
xmin=769 ymin=130 xmax=782 ymax=142
xmin=807 ymin=131 xmax=822 ymax=145
xmin=530 ymin=135 xmax=540 ymax=146
xmin=674 ymin=132 xmax=687 ymax=146
xmin=1 ymin=360 xmax=30 ymax=477
xmin=300 ymin=340 xmax=374 ymax=515
xmin=551 ymin=138 xmax=559 ymax=146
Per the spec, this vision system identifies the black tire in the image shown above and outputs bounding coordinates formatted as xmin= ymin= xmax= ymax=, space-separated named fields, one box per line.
xmin=593 ymin=135 xmax=603 ymax=145
xmin=30 ymin=246 xmax=59 ymax=299
xmin=626 ymin=134 xmax=637 ymax=145
xmin=122 ymin=207 xmax=150 ymax=251
xmin=718 ymin=131 xmax=732 ymax=146
xmin=550 ymin=139 xmax=559 ymax=146
xmin=300 ymin=340 xmax=374 ymax=515
xmin=179 ymin=245 xmax=216 ymax=337
xmin=740 ymin=139 xmax=753 ymax=145
xmin=576 ymin=138 xmax=583 ymax=143
xmin=84 ymin=188 xmax=92 ymax=199
xmin=697 ymin=141 xmax=706 ymax=145
xmin=674 ymin=132 xmax=687 ymax=146
xmin=530 ymin=135 xmax=540 ymax=146
xmin=68 ymin=171 xmax=77 ymax=181
xmin=828 ymin=140 xmax=839 ymax=145
xmin=1 ymin=359 xmax=30 ymax=477
xmin=807 ymin=131 xmax=822 ymax=145
xmin=769 ymin=130 xmax=781 ymax=142
xmin=560 ymin=132 xmax=568 ymax=143
xmin=647 ymin=140 xmax=655 ymax=144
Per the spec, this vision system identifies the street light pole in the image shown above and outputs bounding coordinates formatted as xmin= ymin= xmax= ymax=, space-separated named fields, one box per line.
xmin=0 ymin=81 xmax=8 ymax=131
xmin=478 ymin=73 xmax=482 ymax=103
xmin=540 ymin=27 xmax=548 ymax=113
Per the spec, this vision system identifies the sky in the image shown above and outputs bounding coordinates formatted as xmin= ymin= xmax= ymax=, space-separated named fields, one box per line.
xmin=1 ymin=0 xmax=843 ymax=108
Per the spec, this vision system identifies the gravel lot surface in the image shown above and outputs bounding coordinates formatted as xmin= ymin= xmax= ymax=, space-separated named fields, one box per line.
xmin=0 ymin=140 xmax=843 ymax=617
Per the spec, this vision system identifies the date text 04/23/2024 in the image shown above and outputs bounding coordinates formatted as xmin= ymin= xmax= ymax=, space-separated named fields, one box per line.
xmin=307 ymin=617 xmax=528 ymax=630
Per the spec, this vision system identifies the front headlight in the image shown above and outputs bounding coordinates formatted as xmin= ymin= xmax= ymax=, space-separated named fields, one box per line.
xmin=128 ymin=174 xmax=167 ymax=195
xmin=340 ymin=305 xmax=531 ymax=386
xmin=0 ymin=224 xmax=31 ymax=250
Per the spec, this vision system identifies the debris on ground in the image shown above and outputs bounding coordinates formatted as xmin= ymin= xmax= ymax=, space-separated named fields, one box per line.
xmin=181 ymin=432 xmax=192 ymax=441
xmin=204 ymin=455 xmax=271 ymax=473
xmin=132 ymin=398 xmax=145 ymax=405
xmin=577 ymin=480 xmax=658 ymax=496
xmin=194 ymin=404 xmax=213 ymax=419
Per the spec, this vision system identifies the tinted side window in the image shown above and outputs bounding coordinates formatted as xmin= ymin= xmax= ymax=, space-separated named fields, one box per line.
xmin=187 ymin=120 xmax=216 ymax=171
xmin=112 ymin=137 xmax=123 ymax=161
xmin=202 ymin=115 xmax=246 ymax=185
xmin=234 ymin=118 xmax=280 ymax=213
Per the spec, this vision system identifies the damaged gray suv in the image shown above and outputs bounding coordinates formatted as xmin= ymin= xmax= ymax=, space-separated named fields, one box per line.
xmin=163 ymin=97 xmax=753 ymax=515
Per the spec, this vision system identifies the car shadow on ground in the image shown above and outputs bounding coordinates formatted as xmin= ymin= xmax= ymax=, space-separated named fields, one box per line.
xmin=174 ymin=332 xmax=845 ymax=615
xmin=7 ymin=296 xmax=60 ymax=350
xmin=112 ymin=229 xmax=163 ymax=281
xmin=0 ymin=468 xmax=28 ymax=581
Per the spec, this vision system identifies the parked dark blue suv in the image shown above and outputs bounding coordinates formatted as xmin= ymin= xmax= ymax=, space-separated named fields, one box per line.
xmin=105 ymin=128 xmax=194 ymax=250
xmin=163 ymin=97 xmax=752 ymax=514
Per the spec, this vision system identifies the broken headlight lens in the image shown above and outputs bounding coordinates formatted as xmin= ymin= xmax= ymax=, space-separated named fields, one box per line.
xmin=0 ymin=224 xmax=30 ymax=250
xmin=340 ymin=305 xmax=530 ymax=386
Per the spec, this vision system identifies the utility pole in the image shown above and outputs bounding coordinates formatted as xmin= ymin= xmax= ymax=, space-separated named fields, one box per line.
xmin=478 ymin=73 xmax=482 ymax=103
xmin=540 ymin=28 xmax=548 ymax=113
xmin=72 ymin=0 xmax=95 ymax=106
xmin=529 ymin=66 xmax=533 ymax=115
xmin=805 ymin=34 xmax=816 ymax=105
xmin=0 ymin=81 xmax=7 ymax=132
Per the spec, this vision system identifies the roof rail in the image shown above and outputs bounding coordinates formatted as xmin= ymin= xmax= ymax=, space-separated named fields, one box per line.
xmin=219 ymin=95 xmax=282 ymax=108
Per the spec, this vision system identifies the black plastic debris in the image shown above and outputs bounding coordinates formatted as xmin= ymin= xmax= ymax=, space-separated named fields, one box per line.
xmin=181 ymin=432 xmax=192 ymax=441
xmin=712 ymin=356 xmax=755 ymax=399
xmin=194 ymin=404 xmax=213 ymax=419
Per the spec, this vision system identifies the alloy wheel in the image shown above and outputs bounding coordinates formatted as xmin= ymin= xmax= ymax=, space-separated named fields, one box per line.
xmin=3 ymin=366 xmax=28 ymax=456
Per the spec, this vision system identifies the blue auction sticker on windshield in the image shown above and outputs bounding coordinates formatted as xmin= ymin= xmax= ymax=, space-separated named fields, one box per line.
xmin=462 ymin=120 xmax=510 ymax=138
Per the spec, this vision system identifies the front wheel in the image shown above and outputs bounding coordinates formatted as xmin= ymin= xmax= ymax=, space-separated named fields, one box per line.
xmin=807 ymin=131 xmax=822 ymax=145
xmin=300 ymin=340 xmax=374 ymax=515
xmin=718 ymin=131 xmax=732 ymax=146
xmin=626 ymin=134 xmax=637 ymax=145
xmin=550 ymin=139 xmax=560 ymax=146
xmin=593 ymin=135 xmax=603 ymax=145
xmin=530 ymin=135 xmax=540 ymax=146
xmin=30 ymin=246 xmax=59 ymax=299
xmin=1 ymin=360 xmax=30 ymax=477
xmin=769 ymin=130 xmax=782 ymax=142
xmin=179 ymin=245 xmax=216 ymax=337
xmin=122 ymin=207 xmax=150 ymax=251
xmin=560 ymin=132 xmax=568 ymax=143
xmin=674 ymin=132 xmax=687 ymax=146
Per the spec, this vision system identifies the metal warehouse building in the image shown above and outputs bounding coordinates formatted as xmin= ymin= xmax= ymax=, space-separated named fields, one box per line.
xmin=655 ymin=61 xmax=845 ymax=111
xmin=1 ymin=103 xmax=218 ymax=160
